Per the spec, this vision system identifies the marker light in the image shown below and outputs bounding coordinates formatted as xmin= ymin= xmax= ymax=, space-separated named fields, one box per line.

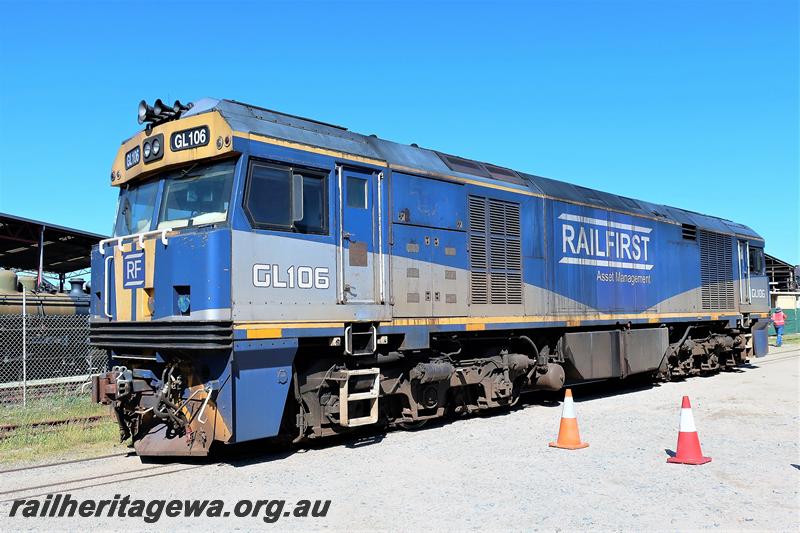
xmin=152 ymin=138 xmax=160 ymax=155
xmin=143 ymin=142 xmax=151 ymax=158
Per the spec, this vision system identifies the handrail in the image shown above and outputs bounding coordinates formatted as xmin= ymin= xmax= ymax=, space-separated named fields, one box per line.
xmin=99 ymin=228 xmax=171 ymax=255
xmin=336 ymin=165 xmax=345 ymax=303
xmin=377 ymin=171 xmax=385 ymax=304
xmin=196 ymin=383 xmax=214 ymax=424
xmin=103 ymin=255 xmax=113 ymax=318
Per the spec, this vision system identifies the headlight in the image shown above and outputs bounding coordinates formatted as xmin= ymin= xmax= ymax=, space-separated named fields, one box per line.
xmin=152 ymin=138 xmax=160 ymax=155
xmin=143 ymin=142 xmax=151 ymax=158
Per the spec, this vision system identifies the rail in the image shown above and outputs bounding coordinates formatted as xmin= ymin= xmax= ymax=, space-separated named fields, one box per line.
xmin=377 ymin=171 xmax=385 ymax=304
xmin=103 ymin=254 xmax=113 ymax=318
xmin=98 ymin=228 xmax=171 ymax=255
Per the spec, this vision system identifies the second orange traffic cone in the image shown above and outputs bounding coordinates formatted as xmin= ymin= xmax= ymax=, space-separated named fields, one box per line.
xmin=667 ymin=396 xmax=711 ymax=465
xmin=549 ymin=388 xmax=589 ymax=449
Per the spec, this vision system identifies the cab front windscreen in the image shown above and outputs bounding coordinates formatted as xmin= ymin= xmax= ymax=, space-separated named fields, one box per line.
xmin=113 ymin=159 xmax=236 ymax=236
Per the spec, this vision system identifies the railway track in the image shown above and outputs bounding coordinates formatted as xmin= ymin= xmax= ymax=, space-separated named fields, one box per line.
xmin=0 ymin=443 xmax=214 ymax=504
xmin=0 ymin=415 xmax=110 ymax=440
xmin=748 ymin=348 xmax=800 ymax=366
xmin=0 ymin=462 xmax=207 ymax=503
xmin=0 ymin=450 xmax=133 ymax=475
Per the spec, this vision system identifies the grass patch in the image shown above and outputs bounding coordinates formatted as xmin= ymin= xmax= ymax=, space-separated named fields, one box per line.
xmin=0 ymin=420 xmax=127 ymax=465
xmin=0 ymin=394 xmax=128 ymax=466
xmin=0 ymin=393 xmax=109 ymax=426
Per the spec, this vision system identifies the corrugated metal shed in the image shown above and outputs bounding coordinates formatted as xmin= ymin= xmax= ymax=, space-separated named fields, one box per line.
xmin=0 ymin=212 xmax=106 ymax=273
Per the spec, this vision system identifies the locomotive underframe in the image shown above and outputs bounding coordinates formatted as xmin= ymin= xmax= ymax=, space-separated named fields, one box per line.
xmin=94 ymin=318 xmax=754 ymax=455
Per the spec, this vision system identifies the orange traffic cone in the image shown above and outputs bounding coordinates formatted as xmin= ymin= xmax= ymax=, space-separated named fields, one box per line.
xmin=667 ymin=396 xmax=711 ymax=465
xmin=549 ymin=388 xmax=589 ymax=449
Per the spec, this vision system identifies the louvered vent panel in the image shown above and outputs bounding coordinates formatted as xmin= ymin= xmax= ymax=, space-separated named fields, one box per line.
xmin=489 ymin=237 xmax=507 ymax=269
xmin=699 ymin=231 xmax=734 ymax=310
xmin=505 ymin=204 xmax=521 ymax=237
xmin=468 ymin=196 xmax=522 ymax=305
xmin=468 ymin=196 xmax=486 ymax=229
xmin=506 ymin=273 xmax=523 ymax=305
xmin=469 ymin=196 xmax=489 ymax=304
xmin=489 ymin=199 xmax=506 ymax=234
xmin=470 ymin=271 xmax=488 ymax=304
xmin=469 ymin=235 xmax=487 ymax=269
xmin=490 ymin=274 xmax=507 ymax=304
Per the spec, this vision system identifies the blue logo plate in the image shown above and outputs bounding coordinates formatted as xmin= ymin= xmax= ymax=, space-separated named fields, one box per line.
xmin=122 ymin=251 xmax=145 ymax=289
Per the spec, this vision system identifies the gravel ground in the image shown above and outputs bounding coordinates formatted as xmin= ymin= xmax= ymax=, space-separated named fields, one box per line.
xmin=2 ymin=345 xmax=798 ymax=531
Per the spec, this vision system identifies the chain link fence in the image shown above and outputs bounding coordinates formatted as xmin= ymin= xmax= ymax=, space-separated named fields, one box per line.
xmin=0 ymin=312 xmax=108 ymax=407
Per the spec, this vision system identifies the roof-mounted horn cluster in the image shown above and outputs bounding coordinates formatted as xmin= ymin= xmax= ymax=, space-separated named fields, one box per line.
xmin=137 ymin=99 xmax=193 ymax=133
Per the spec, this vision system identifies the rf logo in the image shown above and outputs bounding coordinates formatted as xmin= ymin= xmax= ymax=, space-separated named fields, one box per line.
xmin=123 ymin=251 xmax=145 ymax=289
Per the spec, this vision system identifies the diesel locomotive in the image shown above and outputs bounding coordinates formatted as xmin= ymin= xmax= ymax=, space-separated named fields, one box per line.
xmin=91 ymin=98 xmax=771 ymax=456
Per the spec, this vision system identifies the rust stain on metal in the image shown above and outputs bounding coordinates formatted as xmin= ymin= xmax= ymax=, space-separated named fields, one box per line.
xmin=349 ymin=241 xmax=368 ymax=266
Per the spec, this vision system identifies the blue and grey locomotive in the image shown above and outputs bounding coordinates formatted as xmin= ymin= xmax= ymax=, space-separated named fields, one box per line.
xmin=91 ymin=98 xmax=771 ymax=456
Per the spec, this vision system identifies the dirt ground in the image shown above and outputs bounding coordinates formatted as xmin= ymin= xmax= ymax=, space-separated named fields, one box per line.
xmin=2 ymin=345 xmax=798 ymax=531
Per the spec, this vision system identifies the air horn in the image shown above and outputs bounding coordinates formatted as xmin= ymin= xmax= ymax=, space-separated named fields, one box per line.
xmin=137 ymin=100 xmax=157 ymax=125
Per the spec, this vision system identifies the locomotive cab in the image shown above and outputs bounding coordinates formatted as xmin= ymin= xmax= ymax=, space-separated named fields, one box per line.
xmin=90 ymin=100 xmax=392 ymax=455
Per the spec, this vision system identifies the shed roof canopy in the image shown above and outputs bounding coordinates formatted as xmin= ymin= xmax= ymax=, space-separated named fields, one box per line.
xmin=0 ymin=212 xmax=106 ymax=274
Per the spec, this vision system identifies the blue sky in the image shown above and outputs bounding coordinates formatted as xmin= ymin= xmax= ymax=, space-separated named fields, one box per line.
xmin=0 ymin=0 xmax=797 ymax=263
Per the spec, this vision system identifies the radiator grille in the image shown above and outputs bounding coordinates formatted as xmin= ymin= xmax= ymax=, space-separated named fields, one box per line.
xmin=90 ymin=321 xmax=233 ymax=350
xmin=698 ymin=231 xmax=734 ymax=310
xmin=469 ymin=196 xmax=522 ymax=305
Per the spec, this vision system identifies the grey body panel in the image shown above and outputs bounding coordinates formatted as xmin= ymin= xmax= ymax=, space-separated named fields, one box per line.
xmin=390 ymin=256 xmax=469 ymax=318
xmin=231 ymin=231 xmax=390 ymax=323
xmin=231 ymin=230 xmax=764 ymax=325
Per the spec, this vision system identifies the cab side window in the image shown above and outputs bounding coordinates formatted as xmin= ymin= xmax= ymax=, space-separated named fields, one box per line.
xmin=244 ymin=160 xmax=327 ymax=234
xmin=749 ymin=247 xmax=764 ymax=275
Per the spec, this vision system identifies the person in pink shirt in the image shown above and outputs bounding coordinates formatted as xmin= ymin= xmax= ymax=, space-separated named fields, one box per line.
xmin=771 ymin=307 xmax=787 ymax=347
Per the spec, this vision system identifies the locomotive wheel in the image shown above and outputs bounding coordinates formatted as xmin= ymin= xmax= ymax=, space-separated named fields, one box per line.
xmin=397 ymin=420 xmax=428 ymax=431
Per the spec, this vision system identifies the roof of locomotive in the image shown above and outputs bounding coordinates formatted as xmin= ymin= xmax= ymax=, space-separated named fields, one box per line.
xmin=185 ymin=98 xmax=762 ymax=241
